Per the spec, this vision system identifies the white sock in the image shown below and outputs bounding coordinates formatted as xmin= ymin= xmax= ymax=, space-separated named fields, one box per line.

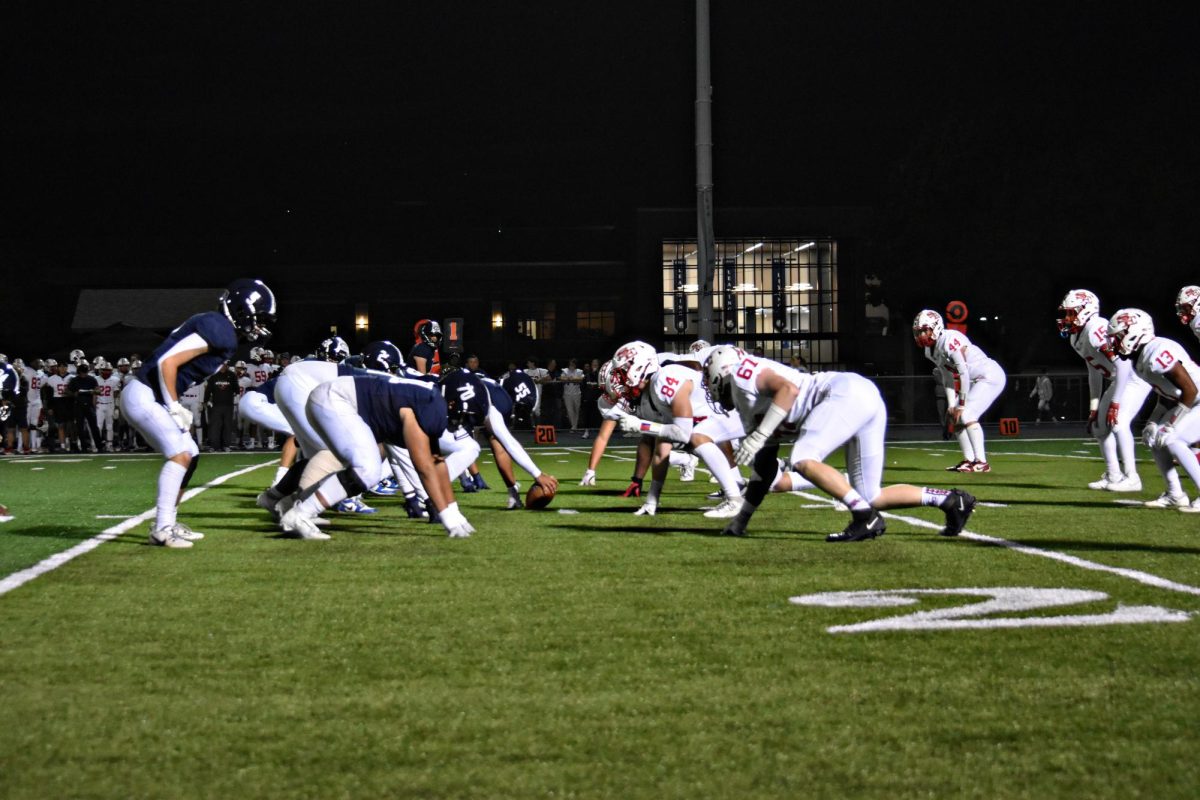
xmin=956 ymin=428 xmax=973 ymax=461
xmin=696 ymin=442 xmax=741 ymax=498
xmin=668 ymin=451 xmax=691 ymax=467
xmin=966 ymin=423 xmax=986 ymax=463
xmin=274 ymin=466 xmax=289 ymax=485
xmin=646 ymin=479 xmax=664 ymax=504
xmin=298 ymin=474 xmax=347 ymax=515
xmin=1099 ymin=433 xmax=1121 ymax=480
xmin=1115 ymin=426 xmax=1138 ymax=478
xmin=841 ymin=487 xmax=871 ymax=513
xmin=920 ymin=487 xmax=951 ymax=506
xmin=155 ymin=461 xmax=188 ymax=529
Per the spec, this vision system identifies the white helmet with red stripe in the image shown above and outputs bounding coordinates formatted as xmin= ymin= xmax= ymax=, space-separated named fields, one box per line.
xmin=1175 ymin=285 xmax=1200 ymax=325
xmin=1107 ymin=308 xmax=1155 ymax=358
xmin=611 ymin=341 xmax=659 ymax=399
xmin=1056 ymin=289 xmax=1100 ymax=337
xmin=912 ymin=310 xmax=944 ymax=348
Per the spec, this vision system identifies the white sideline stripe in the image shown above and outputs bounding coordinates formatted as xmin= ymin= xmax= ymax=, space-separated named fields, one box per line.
xmin=0 ymin=462 xmax=274 ymax=599
xmin=792 ymin=491 xmax=1200 ymax=598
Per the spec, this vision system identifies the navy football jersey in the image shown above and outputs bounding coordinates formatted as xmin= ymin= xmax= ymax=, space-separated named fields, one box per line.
xmin=353 ymin=374 xmax=447 ymax=446
xmin=409 ymin=342 xmax=440 ymax=375
xmin=482 ymin=378 xmax=513 ymax=419
xmin=501 ymin=370 xmax=536 ymax=409
xmin=137 ymin=312 xmax=238 ymax=404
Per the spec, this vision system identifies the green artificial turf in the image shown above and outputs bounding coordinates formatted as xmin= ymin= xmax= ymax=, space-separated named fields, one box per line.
xmin=1 ymin=440 xmax=1198 ymax=798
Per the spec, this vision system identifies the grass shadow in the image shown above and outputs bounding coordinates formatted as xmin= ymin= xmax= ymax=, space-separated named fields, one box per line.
xmin=3 ymin=525 xmax=141 ymax=546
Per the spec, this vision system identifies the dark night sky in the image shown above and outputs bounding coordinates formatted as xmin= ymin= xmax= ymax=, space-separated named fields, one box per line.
xmin=3 ymin=2 xmax=1199 ymax=341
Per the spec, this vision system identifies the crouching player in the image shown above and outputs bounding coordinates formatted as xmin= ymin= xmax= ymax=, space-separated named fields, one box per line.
xmin=279 ymin=372 xmax=473 ymax=539
xmin=1107 ymin=309 xmax=1200 ymax=512
xmin=702 ymin=346 xmax=977 ymax=541
xmin=610 ymin=342 xmax=745 ymax=518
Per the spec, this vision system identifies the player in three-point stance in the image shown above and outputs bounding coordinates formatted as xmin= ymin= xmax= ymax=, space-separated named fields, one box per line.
xmin=913 ymin=310 xmax=1007 ymax=472
xmin=119 ymin=279 xmax=277 ymax=547
xmin=1107 ymin=308 xmax=1200 ymax=512
xmin=702 ymin=346 xmax=976 ymax=542
xmin=1056 ymin=289 xmax=1149 ymax=492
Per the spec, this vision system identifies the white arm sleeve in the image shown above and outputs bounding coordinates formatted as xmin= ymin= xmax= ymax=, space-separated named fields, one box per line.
xmin=939 ymin=366 xmax=958 ymax=406
xmin=487 ymin=406 xmax=541 ymax=479
xmin=1086 ymin=366 xmax=1103 ymax=403
xmin=949 ymin=350 xmax=971 ymax=403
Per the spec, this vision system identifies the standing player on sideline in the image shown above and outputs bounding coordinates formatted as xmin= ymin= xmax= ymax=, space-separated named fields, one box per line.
xmin=1056 ymin=289 xmax=1148 ymax=491
xmin=120 ymin=279 xmax=276 ymax=548
xmin=95 ymin=361 xmax=122 ymax=452
xmin=409 ymin=319 xmax=443 ymax=376
xmin=913 ymin=310 xmax=1007 ymax=472
xmin=703 ymin=346 xmax=976 ymax=541
xmin=1107 ymin=309 xmax=1200 ymax=512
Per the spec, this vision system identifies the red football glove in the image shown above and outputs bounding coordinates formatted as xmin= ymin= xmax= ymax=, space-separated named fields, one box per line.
xmin=1105 ymin=402 xmax=1120 ymax=428
xmin=1086 ymin=410 xmax=1098 ymax=436
xmin=621 ymin=478 xmax=643 ymax=498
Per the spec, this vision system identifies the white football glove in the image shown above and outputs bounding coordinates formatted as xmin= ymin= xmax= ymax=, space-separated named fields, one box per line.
xmin=167 ymin=400 xmax=193 ymax=431
xmin=579 ymin=469 xmax=596 ymax=486
xmin=734 ymin=429 xmax=769 ymax=466
xmin=1154 ymin=424 xmax=1178 ymax=449
xmin=633 ymin=501 xmax=657 ymax=516
xmin=619 ymin=415 xmax=645 ymax=435
xmin=1142 ymin=422 xmax=1159 ymax=448
xmin=447 ymin=523 xmax=474 ymax=539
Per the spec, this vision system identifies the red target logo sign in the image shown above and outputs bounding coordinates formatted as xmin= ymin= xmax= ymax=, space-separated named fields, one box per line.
xmin=946 ymin=301 xmax=969 ymax=333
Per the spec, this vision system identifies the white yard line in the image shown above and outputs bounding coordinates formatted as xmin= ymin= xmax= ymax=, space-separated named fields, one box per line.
xmin=0 ymin=461 xmax=275 ymax=598
xmin=792 ymin=490 xmax=1200 ymax=597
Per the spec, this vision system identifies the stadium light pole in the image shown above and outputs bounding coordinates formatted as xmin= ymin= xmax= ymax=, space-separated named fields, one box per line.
xmin=695 ymin=0 xmax=716 ymax=343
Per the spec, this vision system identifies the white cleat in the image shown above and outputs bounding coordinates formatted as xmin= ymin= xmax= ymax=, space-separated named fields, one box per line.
xmin=703 ymin=497 xmax=744 ymax=519
xmin=1105 ymin=475 xmax=1143 ymax=493
xmin=678 ymin=455 xmax=699 ymax=482
xmin=1087 ymin=474 xmax=1118 ymax=490
xmin=1144 ymin=492 xmax=1189 ymax=509
xmin=280 ymin=507 xmax=330 ymax=540
xmin=1180 ymin=498 xmax=1200 ymax=514
xmin=171 ymin=522 xmax=205 ymax=541
xmin=149 ymin=525 xmax=194 ymax=548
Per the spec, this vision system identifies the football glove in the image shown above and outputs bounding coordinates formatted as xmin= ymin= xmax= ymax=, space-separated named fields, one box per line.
xmin=579 ymin=469 xmax=596 ymax=486
xmin=1105 ymin=402 xmax=1120 ymax=428
xmin=633 ymin=502 xmax=657 ymax=516
xmin=1154 ymin=424 xmax=1178 ymax=449
xmin=621 ymin=477 xmax=643 ymax=498
xmin=167 ymin=401 xmax=193 ymax=432
xmin=619 ymin=415 xmax=646 ymax=435
xmin=1142 ymin=422 xmax=1159 ymax=448
xmin=1086 ymin=410 xmax=1098 ymax=436
xmin=735 ymin=429 xmax=770 ymax=466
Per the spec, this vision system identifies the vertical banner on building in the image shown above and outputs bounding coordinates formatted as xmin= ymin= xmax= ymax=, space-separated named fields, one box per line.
xmin=772 ymin=258 xmax=787 ymax=331
xmin=673 ymin=258 xmax=688 ymax=332
xmin=723 ymin=258 xmax=738 ymax=332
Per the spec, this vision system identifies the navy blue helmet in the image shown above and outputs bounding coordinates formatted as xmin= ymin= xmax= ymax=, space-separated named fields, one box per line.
xmin=317 ymin=336 xmax=351 ymax=363
xmin=219 ymin=279 xmax=277 ymax=342
xmin=439 ymin=369 xmax=490 ymax=431
xmin=363 ymin=340 xmax=403 ymax=373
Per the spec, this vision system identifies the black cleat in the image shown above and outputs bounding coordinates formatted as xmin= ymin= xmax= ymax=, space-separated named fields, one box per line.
xmin=939 ymin=489 xmax=977 ymax=536
xmin=826 ymin=509 xmax=886 ymax=542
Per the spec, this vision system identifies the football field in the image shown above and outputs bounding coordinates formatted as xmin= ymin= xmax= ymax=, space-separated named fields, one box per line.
xmin=1 ymin=440 xmax=1198 ymax=798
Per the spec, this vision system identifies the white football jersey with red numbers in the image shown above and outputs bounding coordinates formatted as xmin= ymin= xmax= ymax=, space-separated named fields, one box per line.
xmin=647 ymin=363 xmax=709 ymax=421
xmin=250 ymin=362 xmax=274 ymax=387
xmin=46 ymin=374 xmax=68 ymax=398
xmin=925 ymin=330 xmax=1000 ymax=380
xmin=1135 ymin=337 xmax=1200 ymax=402
xmin=728 ymin=352 xmax=837 ymax=435
xmin=1071 ymin=316 xmax=1117 ymax=379
xmin=26 ymin=369 xmax=45 ymax=404
xmin=96 ymin=375 xmax=122 ymax=405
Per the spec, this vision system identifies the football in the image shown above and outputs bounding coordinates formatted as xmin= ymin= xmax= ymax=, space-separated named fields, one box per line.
xmin=525 ymin=482 xmax=556 ymax=510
